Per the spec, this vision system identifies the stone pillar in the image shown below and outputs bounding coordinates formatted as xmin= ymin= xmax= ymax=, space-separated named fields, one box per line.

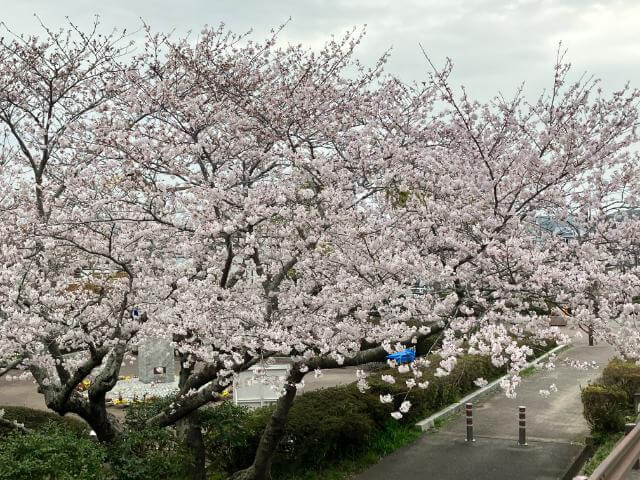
xmin=138 ymin=338 xmax=175 ymax=384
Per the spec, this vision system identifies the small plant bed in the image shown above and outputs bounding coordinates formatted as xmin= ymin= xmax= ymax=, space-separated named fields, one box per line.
xmin=75 ymin=375 xmax=179 ymax=408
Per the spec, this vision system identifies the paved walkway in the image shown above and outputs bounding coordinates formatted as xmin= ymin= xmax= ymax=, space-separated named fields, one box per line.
xmin=357 ymin=336 xmax=616 ymax=480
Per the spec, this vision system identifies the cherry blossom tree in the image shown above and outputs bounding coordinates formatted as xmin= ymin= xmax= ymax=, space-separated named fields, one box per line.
xmin=381 ymin=47 xmax=640 ymax=406
xmin=0 ymin=18 xmax=144 ymax=442
xmin=0 ymin=20 xmax=431 ymax=480
xmin=95 ymin=25 xmax=437 ymax=479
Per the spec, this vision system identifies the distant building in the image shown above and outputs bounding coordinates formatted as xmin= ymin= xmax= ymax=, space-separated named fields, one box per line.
xmin=532 ymin=214 xmax=581 ymax=244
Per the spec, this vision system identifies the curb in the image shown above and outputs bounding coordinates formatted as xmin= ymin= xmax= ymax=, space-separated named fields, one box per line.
xmin=561 ymin=436 xmax=595 ymax=480
xmin=415 ymin=342 xmax=570 ymax=431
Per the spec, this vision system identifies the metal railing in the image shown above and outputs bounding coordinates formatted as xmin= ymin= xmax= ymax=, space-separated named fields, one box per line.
xmin=575 ymin=394 xmax=640 ymax=480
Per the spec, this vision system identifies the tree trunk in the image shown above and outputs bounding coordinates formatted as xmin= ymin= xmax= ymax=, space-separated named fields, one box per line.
xmin=231 ymin=369 xmax=303 ymax=480
xmin=177 ymin=410 xmax=206 ymax=480
xmin=176 ymin=354 xmax=207 ymax=480
xmin=85 ymin=345 xmax=126 ymax=443
xmin=86 ymin=400 xmax=121 ymax=443
xmin=43 ymin=392 xmax=121 ymax=443
xmin=588 ymin=324 xmax=594 ymax=346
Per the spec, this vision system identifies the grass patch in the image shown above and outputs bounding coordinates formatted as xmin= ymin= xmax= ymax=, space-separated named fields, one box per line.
xmin=274 ymin=422 xmax=422 ymax=480
xmin=583 ymin=431 xmax=625 ymax=476
xmin=432 ymin=417 xmax=446 ymax=430
xmin=520 ymin=366 xmax=537 ymax=378
xmin=432 ymin=413 xmax=458 ymax=431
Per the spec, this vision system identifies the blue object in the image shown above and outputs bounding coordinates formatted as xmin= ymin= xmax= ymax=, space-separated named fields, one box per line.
xmin=386 ymin=348 xmax=416 ymax=364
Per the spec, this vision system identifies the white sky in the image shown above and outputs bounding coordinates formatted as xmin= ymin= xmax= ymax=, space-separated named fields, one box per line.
xmin=2 ymin=0 xmax=639 ymax=100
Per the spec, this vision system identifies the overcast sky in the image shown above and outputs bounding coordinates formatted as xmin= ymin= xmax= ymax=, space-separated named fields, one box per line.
xmin=3 ymin=0 xmax=639 ymax=100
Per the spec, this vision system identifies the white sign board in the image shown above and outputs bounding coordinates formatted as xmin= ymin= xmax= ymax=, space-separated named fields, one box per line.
xmin=233 ymin=363 xmax=291 ymax=408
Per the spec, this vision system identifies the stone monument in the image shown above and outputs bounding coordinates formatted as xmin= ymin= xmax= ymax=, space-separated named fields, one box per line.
xmin=138 ymin=338 xmax=175 ymax=384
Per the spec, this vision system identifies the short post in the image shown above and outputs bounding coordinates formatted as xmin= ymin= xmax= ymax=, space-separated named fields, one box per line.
xmin=518 ymin=406 xmax=527 ymax=446
xmin=465 ymin=402 xmax=475 ymax=442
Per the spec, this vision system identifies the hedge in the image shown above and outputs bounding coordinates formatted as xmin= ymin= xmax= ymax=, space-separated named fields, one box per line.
xmin=581 ymin=384 xmax=629 ymax=433
xmin=0 ymin=423 xmax=107 ymax=480
xmin=0 ymin=405 xmax=88 ymax=437
xmin=0 ymin=406 xmax=192 ymax=480
xmin=601 ymin=358 xmax=640 ymax=400
xmin=105 ymin=426 xmax=192 ymax=480
xmin=581 ymin=357 xmax=640 ymax=434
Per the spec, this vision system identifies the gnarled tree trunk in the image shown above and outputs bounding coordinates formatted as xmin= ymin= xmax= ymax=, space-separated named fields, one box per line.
xmin=177 ymin=410 xmax=206 ymax=480
xmin=85 ymin=400 xmax=121 ymax=443
xmin=176 ymin=354 xmax=207 ymax=480
xmin=32 ymin=345 xmax=124 ymax=443
xmin=231 ymin=369 xmax=304 ymax=480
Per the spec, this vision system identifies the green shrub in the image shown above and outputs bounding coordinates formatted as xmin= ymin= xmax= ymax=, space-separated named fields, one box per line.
xmin=105 ymin=425 xmax=192 ymax=480
xmin=200 ymin=402 xmax=272 ymax=473
xmin=123 ymin=394 xmax=178 ymax=430
xmin=368 ymin=353 xmax=505 ymax=424
xmin=581 ymin=384 xmax=630 ymax=433
xmin=201 ymin=386 xmax=389 ymax=474
xmin=0 ymin=403 xmax=193 ymax=480
xmin=0 ymin=405 xmax=88 ymax=437
xmin=602 ymin=358 xmax=640 ymax=400
xmin=278 ymin=384 xmax=381 ymax=469
xmin=110 ymin=396 xmax=194 ymax=479
xmin=0 ymin=423 xmax=108 ymax=480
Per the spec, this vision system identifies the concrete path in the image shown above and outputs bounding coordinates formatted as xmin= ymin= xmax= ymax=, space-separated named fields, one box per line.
xmin=357 ymin=336 xmax=616 ymax=480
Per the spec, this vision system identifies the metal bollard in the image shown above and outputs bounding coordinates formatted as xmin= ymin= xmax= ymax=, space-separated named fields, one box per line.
xmin=518 ymin=406 xmax=527 ymax=446
xmin=465 ymin=402 xmax=475 ymax=442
